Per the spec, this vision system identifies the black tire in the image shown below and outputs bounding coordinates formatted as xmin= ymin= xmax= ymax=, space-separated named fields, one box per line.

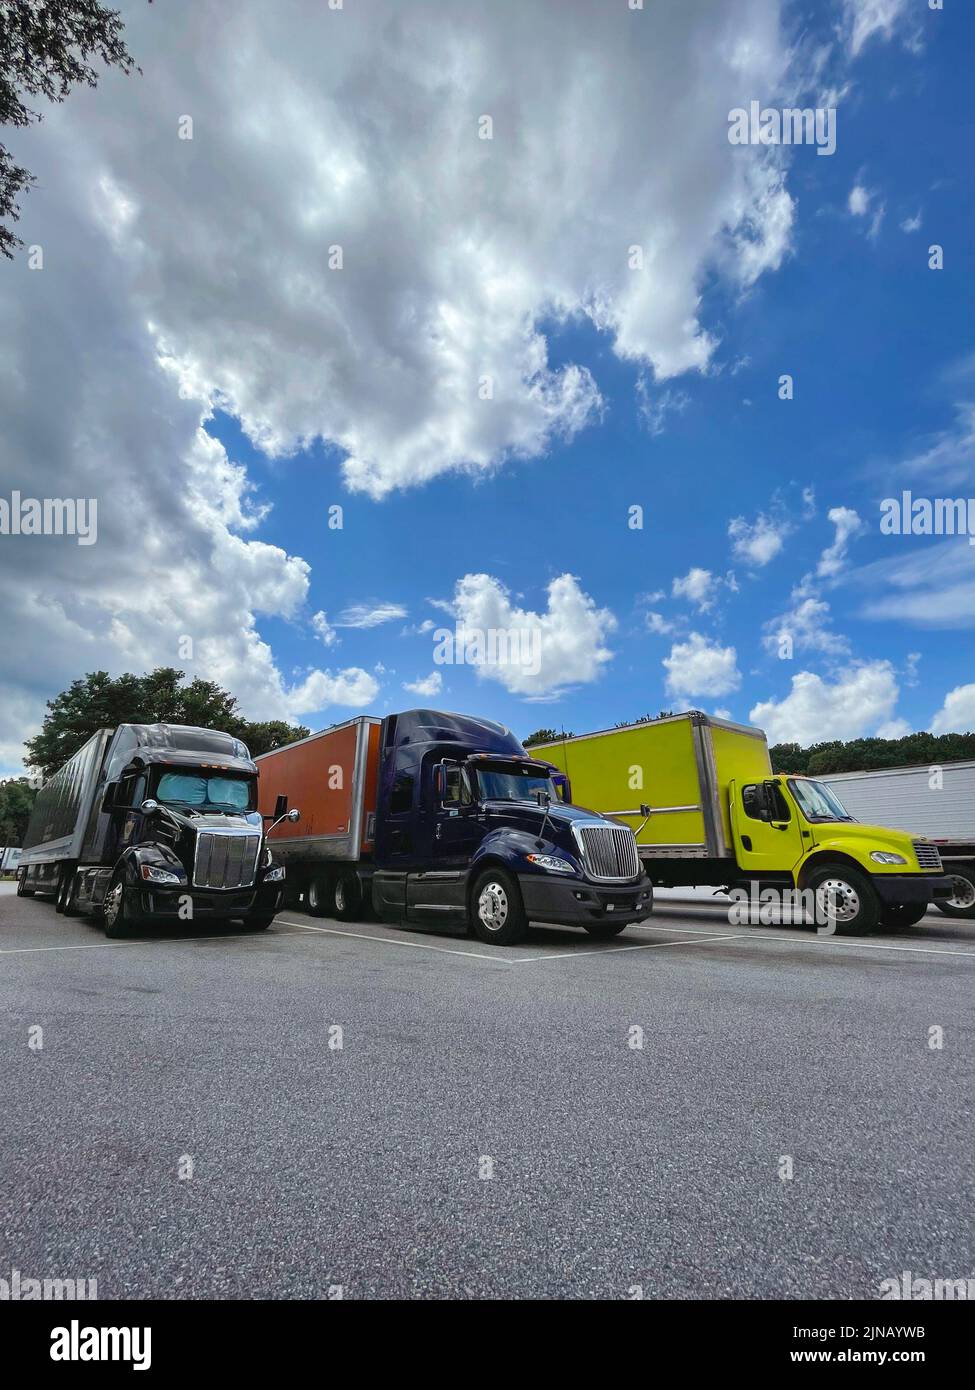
xmin=934 ymin=868 xmax=975 ymax=920
xmin=469 ymin=867 xmax=528 ymax=946
xmin=241 ymin=912 xmax=276 ymax=931
xmin=54 ymin=865 xmax=72 ymax=914
xmin=61 ymin=868 xmax=81 ymax=918
xmin=806 ymin=863 xmax=880 ymax=935
xmin=306 ymin=875 xmax=332 ymax=918
xmin=880 ymin=901 xmax=927 ymax=930
xmin=101 ymin=872 xmax=138 ymax=939
xmin=17 ymin=871 xmax=34 ymax=897
xmin=582 ymin=919 xmax=629 ymax=940
xmin=331 ymin=870 xmax=362 ymax=921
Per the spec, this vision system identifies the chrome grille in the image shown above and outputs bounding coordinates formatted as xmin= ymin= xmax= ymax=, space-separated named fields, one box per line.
xmin=193 ymin=832 xmax=261 ymax=889
xmin=913 ymin=840 xmax=943 ymax=871
xmin=575 ymin=824 xmax=640 ymax=881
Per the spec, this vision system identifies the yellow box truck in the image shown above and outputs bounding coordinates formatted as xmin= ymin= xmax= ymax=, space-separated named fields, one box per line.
xmin=530 ymin=712 xmax=954 ymax=933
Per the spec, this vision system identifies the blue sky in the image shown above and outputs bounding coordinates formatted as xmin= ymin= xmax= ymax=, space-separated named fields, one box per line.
xmin=202 ymin=0 xmax=974 ymax=747
xmin=1 ymin=0 xmax=973 ymax=774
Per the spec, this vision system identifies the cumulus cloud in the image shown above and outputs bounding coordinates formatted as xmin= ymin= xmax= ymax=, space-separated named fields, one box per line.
xmin=763 ymin=592 xmax=850 ymax=657
xmin=931 ymin=683 xmax=975 ymax=736
xmin=311 ymin=611 xmax=337 ymax=646
xmin=6 ymin=0 xmax=801 ymax=504
xmin=817 ymin=506 xmax=864 ymax=578
xmin=749 ymin=661 xmax=901 ymax=744
xmin=403 ymin=671 xmax=443 ymax=699
xmin=728 ymin=511 xmax=790 ymax=567
xmin=664 ymin=633 xmax=741 ymax=699
xmin=441 ymin=572 xmax=616 ymax=698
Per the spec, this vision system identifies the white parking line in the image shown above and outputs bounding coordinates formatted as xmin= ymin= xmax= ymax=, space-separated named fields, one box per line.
xmin=514 ymin=932 xmax=744 ymax=963
xmin=276 ymin=919 xmax=515 ymax=963
xmin=637 ymin=917 xmax=975 ymax=958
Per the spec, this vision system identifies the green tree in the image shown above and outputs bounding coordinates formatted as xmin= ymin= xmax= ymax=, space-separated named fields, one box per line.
xmin=1 ymin=0 xmax=144 ymax=258
xmin=0 ymin=777 xmax=36 ymax=845
xmin=523 ymin=728 xmax=573 ymax=748
xmin=770 ymin=731 xmax=975 ymax=777
xmin=24 ymin=668 xmax=310 ymax=777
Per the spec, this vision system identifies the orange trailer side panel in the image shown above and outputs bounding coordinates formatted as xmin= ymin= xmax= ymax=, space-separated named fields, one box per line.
xmin=256 ymin=718 xmax=380 ymax=857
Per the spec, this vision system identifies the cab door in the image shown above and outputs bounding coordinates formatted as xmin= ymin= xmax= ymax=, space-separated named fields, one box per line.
xmin=406 ymin=760 xmax=480 ymax=921
xmin=730 ymin=777 xmax=805 ymax=876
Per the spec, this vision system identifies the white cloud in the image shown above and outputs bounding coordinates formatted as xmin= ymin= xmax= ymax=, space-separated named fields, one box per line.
xmin=4 ymin=0 xmax=802 ymax=503
xmin=672 ymin=568 xmax=720 ymax=612
xmin=444 ymin=573 xmax=616 ymax=697
xmin=894 ymin=402 xmax=975 ymax=489
xmin=728 ymin=511 xmax=789 ymax=567
xmin=843 ymin=0 xmax=913 ymax=57
xmin=336 ymin=601 xmax=408 ymax=629
xmin=817 ymin=505 xmax=863 ymax=578
xmin=664 ymin=633 xmax=741 ymax=699
xmin=749 ymin=661 xmax=901 ymax=744
xmin=856 ymin=540 xmax=975 ymax=628
xmin=284 ymin=667 xmax=380 ymax=715
xmin=645 ymin=611 xmax=677 ymax=636
xmin=848 ymin=184 xmax=871 ymax=217
xmin=931 ymin=683 xmax=975 ymax=736
xmin=403 ymin=671 xmax=443 ymax=699
xmin=900 ymin=211 xmax=922 ymax=233
xmin=311 ymin=611 xmax=337 ymax=646
xmin=763 ymin=592 xmax=850 ymax=657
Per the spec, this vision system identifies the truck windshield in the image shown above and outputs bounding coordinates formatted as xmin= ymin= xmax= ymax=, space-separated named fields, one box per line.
xmin=155 ymin=771 xmax=254 ymax=812
xmin=788 ymin=778 xmax=854 ymax=823
xmin=474 ymin=764 xmax=559 ymax=803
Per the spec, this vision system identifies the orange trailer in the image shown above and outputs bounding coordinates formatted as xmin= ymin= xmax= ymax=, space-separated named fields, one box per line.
xmin=256 ymin=716 xmax=381 ymax=917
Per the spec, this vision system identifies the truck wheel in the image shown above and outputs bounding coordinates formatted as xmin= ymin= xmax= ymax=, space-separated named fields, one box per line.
xmin=807 ymin=864 xmax=880 ymax=934
xmin=16 ymin=870 xmax=34 ymax=897
xmin=306 ymin=875 xmax=332 ymax=918
xmin=880 ymin=901 xmax=927 ymax=930
xmin=935 ymin=868 xmax=975 ymax=919
xmin=102 ymin=874 xmax=137 ymax=939
xmin=54 ymin=865 xmax=73 ymax=914
xmin=582 ymin=920 xmax=629 ymax=940
xmin=331 ymin=871 xmax=362 ymax=921
xmin=59 ymin=868 xmax=81 ymax=917
xmin=469 ymin=868 xmax=528 ymax=946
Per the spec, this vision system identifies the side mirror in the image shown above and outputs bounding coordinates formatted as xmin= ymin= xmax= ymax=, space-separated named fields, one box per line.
xmin=639 ymin=803 xmax=651 ymax=818
xmin=287 ymin=808 xmax=300 ymax=823
xmin=534 ymin=789 xmax=551 ymax=808
xmin=141 ymin=798 xmax=159 ymax=815
xmin=273 ymin=794 xmax=289 ymax=820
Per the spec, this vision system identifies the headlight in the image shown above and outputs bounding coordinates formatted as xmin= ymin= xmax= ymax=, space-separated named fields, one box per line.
xmin=264 ymin=865 xmax=286 ymax=882
xmin=526 ymin=854 xmax=576 ymax=874
xmin=140 ymin=864 xmax=182 ymax=884
xmin=870 ymin=851 xmax=907 ymax=865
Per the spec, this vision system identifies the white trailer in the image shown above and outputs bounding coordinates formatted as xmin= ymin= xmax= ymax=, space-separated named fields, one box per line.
xmin=824 ymin=760 xmax=975 ymax=918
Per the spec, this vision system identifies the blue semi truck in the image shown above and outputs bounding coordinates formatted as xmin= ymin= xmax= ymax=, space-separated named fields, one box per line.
xmin=258 ymin=708 xmax=654 ymax=946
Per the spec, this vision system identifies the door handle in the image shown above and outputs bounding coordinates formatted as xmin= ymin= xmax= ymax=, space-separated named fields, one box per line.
xmin=434 ymin=823 xmax=442 ymax=840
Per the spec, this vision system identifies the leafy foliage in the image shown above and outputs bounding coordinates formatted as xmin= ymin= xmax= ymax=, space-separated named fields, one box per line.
xmin=770 ymin=731 xmax=975 ymax=776
xmin=0 ymin=0 xmax=142 ymax=257
xmin=523 ymin=728 xmax=573 ymax=747
xmin=24 ymin=668 xmax=310 ymax=778
xmin=0 ymin=776 xmax=36 ymax=846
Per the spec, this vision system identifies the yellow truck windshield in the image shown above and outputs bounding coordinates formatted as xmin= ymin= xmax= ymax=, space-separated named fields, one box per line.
xmin=788 ymin=778 xmax=854 ymax=823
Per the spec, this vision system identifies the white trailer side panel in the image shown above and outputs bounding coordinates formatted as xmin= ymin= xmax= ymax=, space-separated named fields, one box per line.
xmin=823 ymin=760 xmax=975 ymax=841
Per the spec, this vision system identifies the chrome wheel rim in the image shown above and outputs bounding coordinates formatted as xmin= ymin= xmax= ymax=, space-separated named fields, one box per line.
xmin=816 ymin=878 xmax=860 ymax=924
xmin=946 ymin=875 xmax=975 ymax=910
xmin=334 ymin=880 xmax=346 ymax=912
xmin=477 ymin=881 xmax=508 ymax=932
xmin=103 ymin=882 xmax=123 ymax=926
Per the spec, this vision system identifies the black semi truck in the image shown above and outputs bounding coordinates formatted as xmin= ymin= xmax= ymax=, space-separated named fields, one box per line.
xmin=17 ymin=723 xmax=298 ymax=937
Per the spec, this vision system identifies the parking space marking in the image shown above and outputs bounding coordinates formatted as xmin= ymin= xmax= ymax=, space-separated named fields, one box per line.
xmin=276 ymin=919 xmax=515 ymax=964
xmin=638 ymin=916 xmax=975 ymax=958
xmin=513 ymin=932 xmax=744 ymax=963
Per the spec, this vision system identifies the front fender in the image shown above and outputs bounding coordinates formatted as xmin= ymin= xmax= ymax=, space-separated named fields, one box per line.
xmin=808 ymin=834 xmax=911 ymax=878
xmin=118 ymin=842 xmax=189 ymax=887
xmin=468 ymin=827 xmax=584 ymax=881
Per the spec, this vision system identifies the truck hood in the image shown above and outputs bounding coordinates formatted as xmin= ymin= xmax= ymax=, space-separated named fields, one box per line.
xmin=481 ymin=799 xmax=608 ymax=829
xmin=810 ymin=819 xmax=920 ymax=859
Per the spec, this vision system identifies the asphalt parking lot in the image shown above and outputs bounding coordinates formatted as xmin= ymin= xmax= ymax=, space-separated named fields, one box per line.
xmin=1 ymin=881 xmax=973 ymax=1300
